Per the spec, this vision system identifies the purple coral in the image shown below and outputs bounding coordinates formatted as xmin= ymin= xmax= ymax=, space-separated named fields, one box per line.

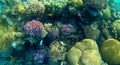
xmin=60 ymin=24 xmax=76 ymax=36
xmin=33 ymin=49 xmax=47 ymax=64
xmin=24 ymin=20 xmax=44 ymax=36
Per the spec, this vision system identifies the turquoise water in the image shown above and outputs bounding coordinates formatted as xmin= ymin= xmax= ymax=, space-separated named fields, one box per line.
xmin=0 ymin=0 xmax=120 ymax=65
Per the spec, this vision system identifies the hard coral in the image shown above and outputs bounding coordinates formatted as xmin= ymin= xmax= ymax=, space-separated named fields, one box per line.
xmin=60 ymin=24 xmax=76 ymax=36
xmin=14 ymin=4 xmax=26 ymax=14
xmin=84 ymin=0 xmax=107 ymax=10
xmin=67 ymin=39 xmax=102 ymax=65
xmin=41 ymin=0 xmax=68 ymax=15
xmin=0 ymin=23 xmax=17 ymax=52
xmin=33 ymin=49 xmax=47 ymax=64
xmin=24 ymin=20 xmax=45 ymax=37
xmin=26 ymin=0 xmax=45 ymax=17
xmin=48 ymin=40 xmax=66 ymax=61
xmin=100 ymin=38 xmax=120 ymax=64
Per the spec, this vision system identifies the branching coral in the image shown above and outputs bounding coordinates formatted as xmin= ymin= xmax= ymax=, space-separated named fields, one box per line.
xmin=48 ymin=40 xmax=66 ymax=61
xmin=13 ymin=3 xmax=26 ymax=14
xmin=0 ymin=19 xmax=23 ymax=52
xmin=24 ymin=20 xmax=47 ymax=37
xmin=25 ymin=0 xmax=45 ymax=17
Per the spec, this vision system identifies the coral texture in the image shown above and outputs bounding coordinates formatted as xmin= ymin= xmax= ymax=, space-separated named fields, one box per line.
xmin=33 ymin=49 xmax=47 ymax=64
xmin=25 ymin=0 xmax=45 ymax=17
xmin=100 ymin=38 xmax=120 ymax=64
xmin=60 ymin=24 xmax=76 ymax=36
xmin=24 ymin=20 xmax=44 ymax=37
xmin=67 ymin=39 xmax=102 ymax=65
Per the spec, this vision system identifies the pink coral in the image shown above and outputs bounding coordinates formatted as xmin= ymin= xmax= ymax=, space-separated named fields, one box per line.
xmin=24 ymin=20 xmax=44 ymax=36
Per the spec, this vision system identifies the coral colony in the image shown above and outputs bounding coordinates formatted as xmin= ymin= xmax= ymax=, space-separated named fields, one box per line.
xmin=0 ymin=0 xmax=120 ymax=65
xmin=24 ymin=20 xmax=44 ymax=37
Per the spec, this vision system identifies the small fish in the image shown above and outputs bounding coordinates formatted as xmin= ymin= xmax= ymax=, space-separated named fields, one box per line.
xmin=47 ymin=13 xmax=53 ymax=17
xmin=39 ymin=39 xmax=43 ymax=46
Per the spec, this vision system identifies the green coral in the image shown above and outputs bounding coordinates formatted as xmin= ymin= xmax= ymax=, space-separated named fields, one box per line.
xmin=100 ymin=38 xmax=120 ymax=64
xmin=67 ymin=39 xmax=102 ymax=65
xmin=101 ymin=6 xmax=111 ymax=19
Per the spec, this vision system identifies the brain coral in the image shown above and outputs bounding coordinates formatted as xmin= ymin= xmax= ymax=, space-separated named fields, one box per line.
xmin=100 ymin=38 xmax=120 ymax=64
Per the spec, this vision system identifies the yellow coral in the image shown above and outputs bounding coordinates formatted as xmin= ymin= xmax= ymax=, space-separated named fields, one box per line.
xmin=68 ymin=0 xmax=84 ymax=9
xmin=102 ymin=6 xmax=111 ymax=19
xmin=0 ymin=20 xmax=16 ymax=52
xmin=100 ymin=38 xmax=120 ymax=64
xmin=14 ymin=4 xmax=26 ymax=14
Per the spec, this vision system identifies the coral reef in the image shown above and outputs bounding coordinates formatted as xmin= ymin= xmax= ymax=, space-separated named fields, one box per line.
xmin=48 ymin=40 xmax=66 ymax=61
xmin=13 ymin=3 xmax=26 ymax=14
xmin=101 ymin=6 xmax=111 ymax=19
xmin=32 ymin=49 xmax=47 ymax=64
xmin=44 ymin=28 xmax=59 ymax=44
xmin=60 ymin=24 xmax=76 ymax=36
xmin=24 ymin=20 xmax=46 ymax=37
xmin=84 ymin=0 xmax=107 ymax=10
xmin=0 ymin=0 xmax=120 ymax=65
xmin=112 ymin=19 xmax=120 ymax=33
xmin=25 ymin=0 xmax=45 ymax=17
xmin=68 ymin=0 xmax=84 ymax=9
xmin=100 ymin=38 xmax=120 ymax=64
xmin=67 ymin=39 xmax=102 ymax=65
xmin=83 ymin=23 xmax=100 ymax=40
xmin=0 ymin=21 xmax=22 ymax=52
xmin=40 ymin=0 xmax=68 ymax=15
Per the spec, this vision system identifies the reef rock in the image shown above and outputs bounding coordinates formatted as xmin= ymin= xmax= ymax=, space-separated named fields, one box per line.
xmin=67 ymin=39 xmax=102 ymax=65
